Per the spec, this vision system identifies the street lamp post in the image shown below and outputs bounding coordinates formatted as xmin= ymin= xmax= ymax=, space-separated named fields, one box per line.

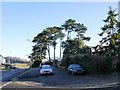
xmin=60 ymin=38 xmax=62 ymax=59
xmin=27 ymin=39 xmax=32 ymax=58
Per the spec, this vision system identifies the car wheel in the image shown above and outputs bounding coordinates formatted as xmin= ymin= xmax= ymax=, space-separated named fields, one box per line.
xmin=68 ymin=71 xmax=70 ymax=74
xmin=71 ymin=72 xmax=74 ymax=75
xmin=81 ymin=71 xmax=86 ymax=75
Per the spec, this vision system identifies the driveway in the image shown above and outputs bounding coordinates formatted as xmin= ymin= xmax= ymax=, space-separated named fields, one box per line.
xmin=17 ymin=66 xmax=119 ymax=88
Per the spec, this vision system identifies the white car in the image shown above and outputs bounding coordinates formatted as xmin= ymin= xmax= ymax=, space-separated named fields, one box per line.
xmin=40 ymin=65 xmax=53 ymax=75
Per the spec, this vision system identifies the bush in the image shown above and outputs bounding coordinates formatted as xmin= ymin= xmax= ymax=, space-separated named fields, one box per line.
xmin=61 ymin=56 xmax=69 ymax=68
xmin=61 ymin=54 xmax=112 ymax=74
xmin=31 ymin=60 xmax=41 ymax=68
xmin=116 ymin=62 xmax=120 ymax=72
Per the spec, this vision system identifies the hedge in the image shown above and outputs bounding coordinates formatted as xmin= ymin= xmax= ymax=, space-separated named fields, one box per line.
xmin=61 ymin=54 xmax=113 ymax=74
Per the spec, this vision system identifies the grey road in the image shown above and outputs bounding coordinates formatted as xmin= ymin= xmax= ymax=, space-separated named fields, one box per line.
xmin=1 ymin=80 xmax=120 ymax=90
xmin=18 ymin=67 xmax=119 ymax=87
xmin=1 ymin=66 xmax=120 ymax=90
xmin=1 ymin=69 xmax=26 ymax=81
xmin=0 ymin=68 xmax=27 ymax=89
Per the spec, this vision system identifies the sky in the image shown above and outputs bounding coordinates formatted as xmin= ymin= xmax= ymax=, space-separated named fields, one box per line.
xmin=118 ymin=1 xmax=120 ymax=21
xmin=0 ymin=1 xmax=119 ymax=60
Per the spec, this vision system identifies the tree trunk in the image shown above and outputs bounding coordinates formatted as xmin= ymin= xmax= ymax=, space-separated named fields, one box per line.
xmin=60 ymin=38 xmax=62 ymax=59
xmin=47 ymin=45 xmax=51 ymax=62
xmin=53 ymin=45 xmax=56 ymax=66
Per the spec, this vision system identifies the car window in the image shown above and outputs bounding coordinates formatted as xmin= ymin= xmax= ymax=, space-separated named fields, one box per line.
xmin=42 ymin=65 xmax=51 ymax=69
xmin=74 ymin=65 xmax=80 ymax=68
xmin=69 ymin=64 xmax=81 ymax=69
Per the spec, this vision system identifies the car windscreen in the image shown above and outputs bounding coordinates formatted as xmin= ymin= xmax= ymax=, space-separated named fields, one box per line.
xmin=72 ymin=65 xmax=81 ymax=69
xmin=42 ymin=66 xmax=51 ymax=69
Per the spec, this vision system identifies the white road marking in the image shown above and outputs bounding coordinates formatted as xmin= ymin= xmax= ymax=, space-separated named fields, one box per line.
xmin=0 ymin=81 xmax=12 ymax=89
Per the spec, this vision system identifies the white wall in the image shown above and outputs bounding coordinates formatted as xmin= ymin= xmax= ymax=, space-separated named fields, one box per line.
xmin=0 ymin=56 xmax=6 ymax=65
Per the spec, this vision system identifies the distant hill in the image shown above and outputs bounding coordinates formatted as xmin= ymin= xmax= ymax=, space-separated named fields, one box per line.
xmin=5 ymin=56 xmax=30 ymax=63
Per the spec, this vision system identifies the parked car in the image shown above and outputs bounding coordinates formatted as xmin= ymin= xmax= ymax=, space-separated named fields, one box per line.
xmin=40 ymin=65 xmax=53 ymax=76
xmin=5 ymin=64 xmax=17 ymax=69
xmin=11 ymin=66 xmax=17 ymax=69
xmin=67 ymin=64 xmax=84 ymax=75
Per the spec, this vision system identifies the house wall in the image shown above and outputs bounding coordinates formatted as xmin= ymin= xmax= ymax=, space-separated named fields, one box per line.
xmin=0 ymin=56 xmax=6 ymax=65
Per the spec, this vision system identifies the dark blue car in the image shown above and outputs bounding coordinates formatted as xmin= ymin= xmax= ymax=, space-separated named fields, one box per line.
xmin=67 ymin=64 xmax=84 ymax=75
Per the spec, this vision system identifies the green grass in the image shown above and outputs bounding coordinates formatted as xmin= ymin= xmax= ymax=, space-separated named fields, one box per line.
xmin=0 ymin=65 xmax=10 ymax=70
xmin=12 ymin=63 xmax=31 ymax=69
xmin=0 ymin=66 xmax=5 ymax=70
xmin=0 ymin=63 xmax=31 ymax=70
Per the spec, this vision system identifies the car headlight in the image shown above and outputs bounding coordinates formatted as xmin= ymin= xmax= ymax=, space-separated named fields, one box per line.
xmin=49 ymin=69 xmax=52 ymax=72
xmin=40 ymin=70 xmax=43 ymax=73
xmin=72 ymin=69 xmax=76 ymax=72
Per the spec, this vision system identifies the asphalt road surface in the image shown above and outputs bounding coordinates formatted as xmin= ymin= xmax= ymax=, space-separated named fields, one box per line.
xmin=1 ymin=66 xmax=120 ymax=90
xmin=1 ymin=69 xmax=26 ymax=81
xmin=0 ymin=69 xmax=27 ymax=89
xmin=2 ymin=82 xmax=120 ymax=90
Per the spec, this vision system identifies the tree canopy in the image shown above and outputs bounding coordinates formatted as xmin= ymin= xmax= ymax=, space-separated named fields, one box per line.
xmin=99 ymin=7 xmax=120 ymax=56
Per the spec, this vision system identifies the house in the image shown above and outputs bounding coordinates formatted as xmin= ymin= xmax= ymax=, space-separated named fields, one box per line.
xmin=42 ymin=57 xmax=61 ymax=67
xmin=0 ymin=55 xmax=6 ymax=65
xmin=92 ymin=45 xmax=108 ymax=55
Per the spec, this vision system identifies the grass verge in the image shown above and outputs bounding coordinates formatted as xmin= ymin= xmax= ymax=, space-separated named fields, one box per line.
xmin=12 ymin=63 xmax=31 ymax=69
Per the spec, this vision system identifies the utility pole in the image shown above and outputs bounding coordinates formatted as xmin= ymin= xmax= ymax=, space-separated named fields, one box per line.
xmin=60 ymin=38 xmax=62 ymax=59
xmin=27 ymin=39 xmax=32 ymax=58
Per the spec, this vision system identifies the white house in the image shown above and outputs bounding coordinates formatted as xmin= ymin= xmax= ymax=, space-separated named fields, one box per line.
xmin=0 ymin=55 xmax=6 ymax=65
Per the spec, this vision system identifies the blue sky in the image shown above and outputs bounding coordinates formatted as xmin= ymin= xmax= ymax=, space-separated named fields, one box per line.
xmin=1 ymin=2 xmax=118 ymax=59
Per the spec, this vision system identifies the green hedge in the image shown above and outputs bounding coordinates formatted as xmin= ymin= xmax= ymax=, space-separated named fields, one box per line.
xmin=61 ymin=54 xmax=112 ymax=74
xmin=116 ymin=62 xmax=120 ymax=72
xmin=31 ymin=60 xmax=41 ymax=68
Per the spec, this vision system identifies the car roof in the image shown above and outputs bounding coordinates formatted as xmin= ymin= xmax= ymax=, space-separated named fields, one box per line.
xmin=69 ymin=64 xmax=80 ymax=66
xmin=69 ymin=64 xmax=81 ymax=67
xmin=42 ymin=65 xmax=50 ymax=67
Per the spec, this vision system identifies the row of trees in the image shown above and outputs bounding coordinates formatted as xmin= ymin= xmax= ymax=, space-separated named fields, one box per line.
xmin=61 ymin=19 xmax=91 ymax=58
xmin=61 ymin=7 xmax=120 ymax=73
xmin=29 ymin=19 xmax=91 ymax=63
xmin=31 ymin=26 xmax=64 ymax=64
xmin=29 ymin=7 xmax=120 ymax=69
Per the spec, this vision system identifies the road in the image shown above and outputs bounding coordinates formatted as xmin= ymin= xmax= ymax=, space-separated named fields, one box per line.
xmin=1 ymin=69 xmax=26 ymax=81
xmin=1 ymin=66 xmax=120 ymax=90
xmin=2 ymin=81 xmax=119 ymax=90
xmin=0 ymin=68 xmax=27 ymax=89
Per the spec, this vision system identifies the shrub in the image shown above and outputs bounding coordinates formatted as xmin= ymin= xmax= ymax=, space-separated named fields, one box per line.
xmin=31 ymin=60 xmax=41 ymax=68
xmin=61 ymin=55 xmax=71 ymax=68
xmin=61 ymin=54 xmax=112 ymax=74
xmin=116 ymin=62 xmax=120 ymax=72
